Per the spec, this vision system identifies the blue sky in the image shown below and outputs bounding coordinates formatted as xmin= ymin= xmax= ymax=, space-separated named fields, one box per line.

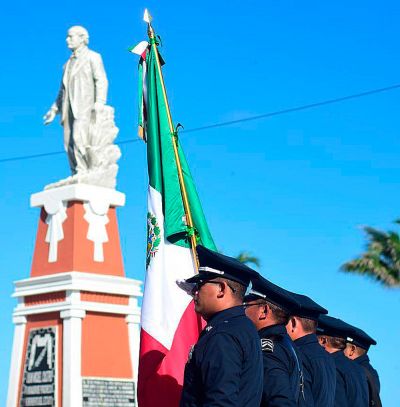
xmin=1 ymin=0 xmax=400 ymax=405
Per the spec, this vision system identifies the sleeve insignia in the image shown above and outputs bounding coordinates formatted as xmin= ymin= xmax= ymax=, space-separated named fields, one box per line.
xmin=261 ymin=338 xmax=274 ymax=353
xmin=187 ymin=344 xmax=195 ymax=363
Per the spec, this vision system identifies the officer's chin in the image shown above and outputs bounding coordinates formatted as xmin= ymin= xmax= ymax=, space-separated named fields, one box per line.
xmin=194 ymin=301 xmax=202 ymax=314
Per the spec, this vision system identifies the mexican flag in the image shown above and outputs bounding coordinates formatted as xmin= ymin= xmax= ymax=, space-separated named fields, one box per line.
xmin=132 ymin=39 xmax=216 ymax=406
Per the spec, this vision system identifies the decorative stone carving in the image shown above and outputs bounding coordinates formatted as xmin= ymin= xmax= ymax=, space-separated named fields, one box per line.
xmin=83 ymin=202 xmax=109 ymax=262
xmin=45 ymin=201 xmax=67 ymax=262
xmin=31 ymin=185 xmax=125 ymax=264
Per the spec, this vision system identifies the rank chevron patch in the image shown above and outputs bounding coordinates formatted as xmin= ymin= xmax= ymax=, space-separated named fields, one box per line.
xmin=261 ymin=338 xmax=274 ymax=353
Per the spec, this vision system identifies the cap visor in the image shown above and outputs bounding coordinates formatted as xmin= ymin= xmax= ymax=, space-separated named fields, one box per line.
xmin=176 ymin=279 xmax=196 ymax=296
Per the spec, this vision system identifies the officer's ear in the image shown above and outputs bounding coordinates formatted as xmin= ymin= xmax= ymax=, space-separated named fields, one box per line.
xmin=318 ymin=335 xmax=327 ymax=348
xmin=289 ymin=317 xmax=296 ymax=332
xmin=259 ymin=303 xmax=268 ymax=320
xmin=216 ymin=281 xmax=228 ymax=298
xmin=348 ymin=344 xmax=356 ymax=357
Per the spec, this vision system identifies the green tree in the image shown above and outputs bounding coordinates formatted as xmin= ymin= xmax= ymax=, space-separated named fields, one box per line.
xmin=341 ymin=220 xmax=400 ymax=287
xmin=236 ymin=251 xmax=261 ymax=269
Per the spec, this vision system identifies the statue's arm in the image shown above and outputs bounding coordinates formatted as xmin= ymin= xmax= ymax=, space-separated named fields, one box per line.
xmin=91 ymin=53 xmax=108 ymax=105
xmin=54 ymin=78 xmax=65 ymax=112
xmin=44 ymin=78 xmax=64 ymax=125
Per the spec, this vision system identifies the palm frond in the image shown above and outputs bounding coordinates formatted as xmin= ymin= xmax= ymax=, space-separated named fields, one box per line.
xmin=341 ymin=220 xmax=400 ymax=288
xmin=236 ymin=251 xmax=261 ymax=268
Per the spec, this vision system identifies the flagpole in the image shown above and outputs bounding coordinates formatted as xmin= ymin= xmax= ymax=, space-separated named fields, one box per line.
xmin=146 ymin=16 xmax=199 ymax=270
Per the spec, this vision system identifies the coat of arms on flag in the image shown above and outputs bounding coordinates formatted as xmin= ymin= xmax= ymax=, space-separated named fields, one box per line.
xmin=146 ymin=212 xmax=161 ymax=268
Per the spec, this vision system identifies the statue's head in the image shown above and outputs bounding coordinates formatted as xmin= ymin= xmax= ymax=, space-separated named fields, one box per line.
xmin=66 ymin=26 xmax=89 ymax=51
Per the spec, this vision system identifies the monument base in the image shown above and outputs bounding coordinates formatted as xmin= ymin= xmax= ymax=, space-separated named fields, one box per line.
xmin=7 ymin=184 xmax=142 ymax=407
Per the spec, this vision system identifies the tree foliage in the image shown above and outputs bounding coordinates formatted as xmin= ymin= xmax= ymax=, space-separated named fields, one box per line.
xmin=236 ymin=251 xmax=261 ymax=269
xmin=341 ymin=220 xmax=400 ymax=287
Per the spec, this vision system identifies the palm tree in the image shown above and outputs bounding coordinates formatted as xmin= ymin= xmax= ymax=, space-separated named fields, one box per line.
xmin=236 ymin=251 xmax=261 ymax=269
xmin=341 ymin=220 xmax=400 ymax=287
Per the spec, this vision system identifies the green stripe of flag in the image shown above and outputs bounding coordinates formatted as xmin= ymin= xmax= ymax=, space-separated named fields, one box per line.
xmin=144 ymin=44 xmax=216 ymax=250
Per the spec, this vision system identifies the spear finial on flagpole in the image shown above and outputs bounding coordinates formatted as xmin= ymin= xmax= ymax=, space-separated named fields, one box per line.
xmin=143 ymin=9 xmax=155 ymax=39
xmin=143 ymin=9 xmax=199 ymax=270
xmin=143 ymin=8 xmax=152 ymax=24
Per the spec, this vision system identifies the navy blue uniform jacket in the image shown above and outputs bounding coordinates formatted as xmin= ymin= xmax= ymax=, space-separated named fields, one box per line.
xmin=355 ymin=354 xmax=380 ymax=394
xmin=180 ymin=305 xmax=263 ymax=407
xmin=331 ymin=351 xmax=369 ymax=407
xmin=295 ymin=333 xmax=336 ymax=407
xmin=258 ymin=324 xmax=303 ymax=407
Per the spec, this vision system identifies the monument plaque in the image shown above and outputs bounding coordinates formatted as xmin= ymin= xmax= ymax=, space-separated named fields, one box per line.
xmin=82 ymin=378 xmax=136 ymax=406
xmin=20 ymin=327 xmax=57 ymax=407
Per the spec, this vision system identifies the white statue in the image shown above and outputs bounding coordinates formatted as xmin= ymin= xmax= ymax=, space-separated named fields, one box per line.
xmin=44 ymin=26 xmax=120 ymax=189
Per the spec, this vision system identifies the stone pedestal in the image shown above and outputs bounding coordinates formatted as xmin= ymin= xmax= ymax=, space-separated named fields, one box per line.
xmin=7 ymin=184 xmax=142 ymax=407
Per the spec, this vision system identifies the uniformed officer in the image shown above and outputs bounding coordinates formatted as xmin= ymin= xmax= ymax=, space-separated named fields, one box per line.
xmin=243 ymin=274 xmax=304 ymax=406
xmin=317 ymin=315 xmax=369 ymax=407
xmin=344 ymin=325 xmax=381 ymax=406
xmin=179 ymin=245 xmax=263 ymax=407
xmin=286 ymin=293 xmax=336 ymax=407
